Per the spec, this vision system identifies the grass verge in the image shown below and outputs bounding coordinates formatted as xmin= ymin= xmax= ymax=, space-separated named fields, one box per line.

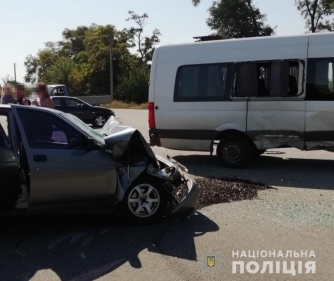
xmin=102 ymin=100 xmax=148 ymax=109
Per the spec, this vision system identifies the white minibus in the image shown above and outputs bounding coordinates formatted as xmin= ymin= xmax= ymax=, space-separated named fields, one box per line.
xmin=148 ymin=33 xmax=334 ymax=167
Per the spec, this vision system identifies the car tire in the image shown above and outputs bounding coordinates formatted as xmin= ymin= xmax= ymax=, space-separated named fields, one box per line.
xmin=120 ymin=174 xmax=167 ymax=225
xmin=217 ymin=136 xmax=251 ymax=168
xmin=94 ymin=115 xmax=106 ymax=127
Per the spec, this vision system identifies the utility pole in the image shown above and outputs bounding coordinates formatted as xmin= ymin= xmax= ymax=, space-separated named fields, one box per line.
xmin=14 ymin=63 xmax=17 ymax=83
xmin=109 ymin=31 xmax=114 ymax=101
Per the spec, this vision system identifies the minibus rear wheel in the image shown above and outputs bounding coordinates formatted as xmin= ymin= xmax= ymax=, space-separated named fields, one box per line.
xmin=217 ymin=136 xmax=251 ymax=168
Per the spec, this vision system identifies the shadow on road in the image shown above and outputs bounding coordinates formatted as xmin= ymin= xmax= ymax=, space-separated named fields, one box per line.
xmin=0 ymin=213 xmax=218 ymax=281
xmin=173 ymin=153 xmax=334 ymax=190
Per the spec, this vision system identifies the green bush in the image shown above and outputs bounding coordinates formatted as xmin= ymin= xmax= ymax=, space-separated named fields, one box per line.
xmin=115 ymin=66 xmax=149 ymax=104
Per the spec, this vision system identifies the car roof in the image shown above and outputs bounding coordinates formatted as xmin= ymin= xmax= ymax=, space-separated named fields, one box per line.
xmin=0 ymin=105 xmax=11 ymax=109
xmin=51 ymin=96 xmax=75 ymax=98
xmin=2 ymin=104 xmax=64 ymax=115
xmin=47 ymin=84 xmax=66 ymax=88
xmin=51 ymin=96 xmax=81 ymax=100
xmin=51 ymin=96 xmax=90 ymax=104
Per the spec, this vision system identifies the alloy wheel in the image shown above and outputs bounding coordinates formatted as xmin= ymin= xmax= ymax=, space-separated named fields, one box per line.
xmin=95 ymin=115 xmax=106 ymax=127
xmin=127 ymin=184 xmax=160 ymax=218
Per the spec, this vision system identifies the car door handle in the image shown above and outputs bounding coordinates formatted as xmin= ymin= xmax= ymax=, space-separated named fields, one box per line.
xmin=33 ymin=155 xmax=47 ymax=162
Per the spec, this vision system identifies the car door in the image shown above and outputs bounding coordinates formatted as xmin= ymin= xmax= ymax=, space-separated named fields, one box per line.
xmin=52 ymin=98 xmax=65 ymax=112
xmin=0 ymin=110 xmax=20 ymax=211
xmin=65 ymin=98 xmax=92 ymax=122
xmin=12 ymin=107 xmax=117 ymax=207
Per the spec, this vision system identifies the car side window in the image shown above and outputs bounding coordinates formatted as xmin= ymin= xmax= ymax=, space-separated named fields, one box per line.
xmin=17 ymin=109 xmax=84 ymax=149
xmin=66 ymin=99 xmax=84 ymax=107
xmin=50 ymin=88 xmax=58 ymax=95
xmin=52 ymin=98 xmax=61 ymax=106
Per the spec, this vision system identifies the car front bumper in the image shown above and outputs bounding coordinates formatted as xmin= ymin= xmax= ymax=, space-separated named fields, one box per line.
xmin=154 ymin=156 xmax=199 ymax=217
xmin=169 ymin=172 xmax=199 ymax=217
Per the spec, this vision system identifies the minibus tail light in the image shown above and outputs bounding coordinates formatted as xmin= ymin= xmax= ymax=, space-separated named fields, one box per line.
xmin=148 ymin=102 xmax=156 ymax=129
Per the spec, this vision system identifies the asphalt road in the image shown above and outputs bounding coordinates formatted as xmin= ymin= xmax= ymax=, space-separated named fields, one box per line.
xmin=0 ymin=109 xmax=333 ymax=281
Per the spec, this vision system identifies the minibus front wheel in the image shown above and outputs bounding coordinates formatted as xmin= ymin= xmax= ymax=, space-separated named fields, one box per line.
xmin=217 ymin=136 xmax=251 ymax=168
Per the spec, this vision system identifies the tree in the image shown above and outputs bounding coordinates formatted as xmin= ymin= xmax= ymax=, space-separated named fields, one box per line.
xmin=60 ymin=26 xmax=89 ymax=60
xmin=125 ymin=11 xmax=161 ymax=64
xmin=2 ymin=75 xmax=17 ymax=86
xmin=114 ymin=11 xmax=162 ymax=103
xmin=206 ymin=0 xmax=275 ymax=38
xmin=23 ymin=12 xmax=160 ymax=101
xmin=24 ymin=44 xmax=58 ymax=83
xmin=115 ymin=66 xmax=150 ymax=103
xmin=192 ymin=0 xmax=201 ymax=6
xmin=295 ymin=0 xmax=334 ymax=32
xmin=24 ymin=24 xmax=135 ymax=95
xmin=42 ymin=57 xmax=76 ymax=91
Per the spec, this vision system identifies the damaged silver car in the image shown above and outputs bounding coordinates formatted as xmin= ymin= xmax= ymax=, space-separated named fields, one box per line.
xmin=0 ymin=105 xmax=199 ymax=224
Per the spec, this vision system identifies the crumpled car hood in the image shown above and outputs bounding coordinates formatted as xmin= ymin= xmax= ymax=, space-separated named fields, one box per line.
xmin=101 ymin=116 xmax=158 ymax=165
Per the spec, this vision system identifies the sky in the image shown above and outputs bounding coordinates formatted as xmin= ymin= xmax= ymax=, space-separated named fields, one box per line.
xmin=0 ymin=0 xmax=307 ymax=84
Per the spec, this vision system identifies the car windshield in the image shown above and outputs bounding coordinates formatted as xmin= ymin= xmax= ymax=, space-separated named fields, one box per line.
xmin=59 ymin=112 xmax=105 ymax=146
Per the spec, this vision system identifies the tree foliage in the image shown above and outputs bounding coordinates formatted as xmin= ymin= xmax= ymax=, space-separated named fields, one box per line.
xmin=295 ymin=0 xmax=334 ymax=32
xmin=111 ymin=11 xmax=161 ymax=103
xmin=125 ymin=11 xmax=161 ymax=64
xmin=115 ymin=66 xmax=150 ymax=103
xmin=24 ymin=12 xmax=160 ymax=100
xmin=206 ymin=0 xmax=275 ymax=38
xmin=192 ymin=0 xmax=201 ymax=6
xmin=2 ymin=75 xmax=17 ymax=85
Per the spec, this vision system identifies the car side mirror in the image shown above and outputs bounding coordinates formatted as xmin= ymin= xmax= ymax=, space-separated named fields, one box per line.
xmin=83 ymin=137 xmax=96 ymax=151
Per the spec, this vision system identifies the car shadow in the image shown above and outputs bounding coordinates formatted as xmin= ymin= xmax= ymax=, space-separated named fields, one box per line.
xmin=0 ymin=213 xmax=218 ymax=281
xmin=173 ymin=153 xmax=334 ymax=190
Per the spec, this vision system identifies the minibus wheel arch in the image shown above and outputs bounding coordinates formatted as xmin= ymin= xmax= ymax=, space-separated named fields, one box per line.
xmin=213 ymin=130 xmax=256 ymax=147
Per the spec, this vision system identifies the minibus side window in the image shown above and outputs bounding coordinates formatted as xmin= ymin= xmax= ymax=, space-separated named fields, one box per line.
xmin=174 ymin=63 xmax=233 ymax=102
xmin=307 ymin=58 xmax=334 ymax=101
xmin=234 ymin=63 xmax=258 ymax=97
xmin=234 ymin=60 xmax=303 ymax=98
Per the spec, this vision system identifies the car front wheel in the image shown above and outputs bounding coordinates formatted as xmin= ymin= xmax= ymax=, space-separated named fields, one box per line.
xmin=120 ymin=175 xmax=167 ymax=224
xmin=94 ymin=115 xmax=106 ymax=127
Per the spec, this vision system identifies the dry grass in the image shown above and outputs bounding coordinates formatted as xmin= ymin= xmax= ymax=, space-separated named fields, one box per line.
xmin=102 ymin=100 xmax=148 ymax=109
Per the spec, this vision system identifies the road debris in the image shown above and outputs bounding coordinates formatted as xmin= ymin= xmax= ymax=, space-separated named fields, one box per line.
xmin=196 ymin=177 xmax=271 ymax=209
